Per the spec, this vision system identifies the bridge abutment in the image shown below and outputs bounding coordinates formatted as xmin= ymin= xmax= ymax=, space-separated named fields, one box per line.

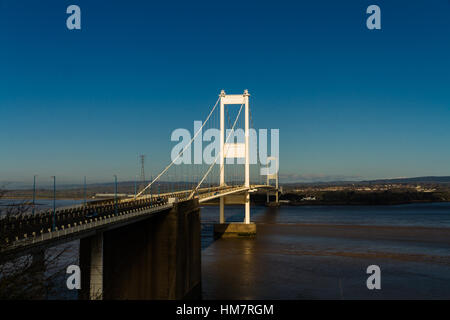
xmin=79 ymin=199 xmax=201 ymax=300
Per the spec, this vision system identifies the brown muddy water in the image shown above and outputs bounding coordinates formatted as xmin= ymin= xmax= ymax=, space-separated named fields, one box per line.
xmin=201 ymin=204 xmax=450 ymax=299
xmin=3 ymin=200 xmax=450 ymax=299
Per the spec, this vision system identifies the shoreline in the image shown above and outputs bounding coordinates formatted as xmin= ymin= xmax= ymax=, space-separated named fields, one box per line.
xmin=277 ymin=199 xmax=450 ymax=206
xmin=0 ymin=197 xmax=86 ymax=201
xmin=2 ymin=197 xmax=450 ymax=207
xmin=203 ymin=199 xmax=450 ymax=206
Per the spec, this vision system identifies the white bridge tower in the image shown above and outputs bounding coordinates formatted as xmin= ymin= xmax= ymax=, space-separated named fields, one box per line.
xmin=219 ymin=89 xmax=251 ymax=225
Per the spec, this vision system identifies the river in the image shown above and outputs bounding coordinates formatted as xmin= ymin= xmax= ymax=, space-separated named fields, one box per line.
xmin=2 ymin=200 xmax=450 ymax=299
xmin=201 ymin=203 xmax=450 ymax=299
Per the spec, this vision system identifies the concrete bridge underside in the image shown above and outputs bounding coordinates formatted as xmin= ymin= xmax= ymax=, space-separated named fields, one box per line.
xmin=79 ymin=199 xmax=201 ymax=300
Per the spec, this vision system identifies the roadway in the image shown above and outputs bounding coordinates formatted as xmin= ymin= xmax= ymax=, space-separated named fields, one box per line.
xmin=0 ymin=184 xmax=273 ymax=257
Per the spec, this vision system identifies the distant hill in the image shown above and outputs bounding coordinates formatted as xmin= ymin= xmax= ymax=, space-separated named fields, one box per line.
xmin=283 ymin=176 xmax=450 ymax=186
xmin=361 ymin=176 xmax=450 ymax=184
xmin=3 ymin=176 xmax=450 ymax=191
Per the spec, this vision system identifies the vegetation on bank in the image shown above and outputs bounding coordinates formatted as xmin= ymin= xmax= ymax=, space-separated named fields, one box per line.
xmin=252 ymin=190 xmax=450 ymax=206
xmin=3 ymin=185 xmax=450 ymax=206
xmin=0 ymin=190 xmax=73 ymax=299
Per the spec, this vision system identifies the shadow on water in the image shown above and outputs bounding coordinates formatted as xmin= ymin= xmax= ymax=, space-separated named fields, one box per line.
xmin=258 ymin=206 xmax=279 ymax=224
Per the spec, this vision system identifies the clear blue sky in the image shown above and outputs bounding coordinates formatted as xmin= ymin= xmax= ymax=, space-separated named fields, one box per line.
xmin=0 ymin=0 xmax=449 ymax=186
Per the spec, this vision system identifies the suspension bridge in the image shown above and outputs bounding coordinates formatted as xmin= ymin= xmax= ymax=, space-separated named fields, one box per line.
xmin=0 ymin=90 xmax=280 ymax=300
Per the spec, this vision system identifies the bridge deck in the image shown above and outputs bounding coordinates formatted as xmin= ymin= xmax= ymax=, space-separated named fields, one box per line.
xmin=0 ymin=185 xmax=273 ymax=256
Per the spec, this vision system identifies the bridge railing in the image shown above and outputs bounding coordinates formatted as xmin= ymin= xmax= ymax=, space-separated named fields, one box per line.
xmin=0 ymin=195 xmax=172 ymax=247
xmin=0 ymin=181 xmax=272 ymax=251
xmin=1 ymin=202 xmax=175 ymax=255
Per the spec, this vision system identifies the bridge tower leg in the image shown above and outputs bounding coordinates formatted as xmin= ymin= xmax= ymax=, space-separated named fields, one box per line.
xmin=244 ymin=192 xmax=250 ymax=224
xmin=220 ymin=197 xmax=225 ymax=224
xmin=265 ymin=156 xmax=280 ymax=207
xmin=244 ymin=90 xmax=251 ymax=225
xmin=219 ymin=90 xmax=225 ymax=225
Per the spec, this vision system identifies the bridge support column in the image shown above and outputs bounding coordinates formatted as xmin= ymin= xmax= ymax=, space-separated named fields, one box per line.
xmin=265 ymin=190 xmax=280 ymax=207
xmin=30 ymin=249 xmax=46 ymax=299
xmin=265 ymin=156 xmax=280 ymax=207
xmin=220 ymin=197 xmax=225 ymax=223
xmin=79 ymin=232 xmax=103 ymax=300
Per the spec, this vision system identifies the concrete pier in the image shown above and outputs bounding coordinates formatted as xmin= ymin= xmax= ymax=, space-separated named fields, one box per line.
xmin=79 ymin=233 xmax=103 ymax=300
xmin=213 ymin=192 xmax=257 ymax=239
xmin=30 ymin=249 xmax=46 ymax=299
xmin=214 ymin=222 xmax=256 ymax=239
xmin=79 ymin=233 xmax=103 ymax=299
